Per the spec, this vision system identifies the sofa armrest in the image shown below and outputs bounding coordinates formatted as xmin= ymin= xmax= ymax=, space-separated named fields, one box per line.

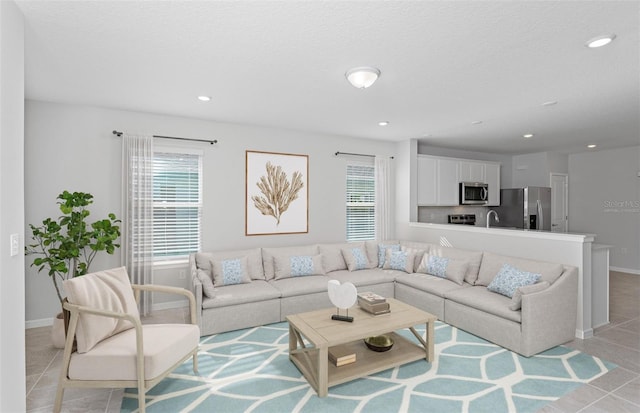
xmin=520 ymin=266 xmax=578 ymax=355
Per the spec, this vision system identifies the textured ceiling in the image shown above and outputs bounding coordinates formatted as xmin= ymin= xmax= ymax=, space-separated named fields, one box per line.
xmin=16 ymin=1 xmax=640 ymax=154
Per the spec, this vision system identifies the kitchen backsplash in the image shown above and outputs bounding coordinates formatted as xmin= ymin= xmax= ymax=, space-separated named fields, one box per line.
xmin=418 ymin=205 xmax=493 ymax=226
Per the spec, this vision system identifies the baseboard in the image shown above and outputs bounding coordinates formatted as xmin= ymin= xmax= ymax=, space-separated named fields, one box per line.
xmin=576 ymin=328 xmax=594 ymax=340
xmin=26 ymin=317 xmax=55 ymax=329
xmin=610 ymin=266 xmax=640 ymax=275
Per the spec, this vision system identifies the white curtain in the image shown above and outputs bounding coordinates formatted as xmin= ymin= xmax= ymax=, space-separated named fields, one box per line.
xmin=375 ymin=156 xmax=391 ymax=241
xmin=122 ymin=134 xmax=154 ymax=316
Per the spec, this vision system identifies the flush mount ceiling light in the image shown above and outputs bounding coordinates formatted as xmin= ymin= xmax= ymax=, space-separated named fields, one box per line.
xmin=471 ymin=120 xmax=483 ymax=125
xmin=542 ymin=100 xmax=558 ymax=107
xmin=378 ymin=121 xmax=389 ymax=126
xmin=586 ymin=34 xmax=616 ymax=48
xmin=345 ymin=67 xmax=381 ymax=89
xmin=523 ymin=133 xmax=534 ymax=139
xmin=587 ymin=144 xmax=597 ymax=148
xmin=197 ymin=95 xmax=211 ymax=102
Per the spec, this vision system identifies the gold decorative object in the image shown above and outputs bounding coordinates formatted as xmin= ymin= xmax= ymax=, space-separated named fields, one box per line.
xmin=252 ymin=161 xmax=304 ymax=225
xmin=364 ymin=335 xmax=394 ymax=352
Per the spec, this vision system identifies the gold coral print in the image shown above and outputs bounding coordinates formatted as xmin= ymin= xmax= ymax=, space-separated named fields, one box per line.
xmin=252 ymin=162 xmax=304 ymax=225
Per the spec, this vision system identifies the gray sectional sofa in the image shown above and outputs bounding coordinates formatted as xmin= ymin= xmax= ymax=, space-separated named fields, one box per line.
xmin=189 ymin=240 xmax=578 ymax=357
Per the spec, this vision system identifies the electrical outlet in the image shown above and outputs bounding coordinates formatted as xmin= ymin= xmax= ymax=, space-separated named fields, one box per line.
xmin=10 ymin=234 xmax=19 ymax=257
xmin=179 ymin=270 xmax=187 ymax=279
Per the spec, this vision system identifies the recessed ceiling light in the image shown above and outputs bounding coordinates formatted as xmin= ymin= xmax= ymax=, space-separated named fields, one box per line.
xmin=197 ymin=95 xmax=211 ymax=102
xmin=542 ymin=101 xmax=558 ymax=107
xmin=471 ymin=120 xmax=483 ymax=125
xmin=378 ymin=121 xmax=389 ymax=126
xmin=586 ymin=34 xmax=616 ymax=48
xmin=345 ymin=67 xmax=381 ymax=89
xmin=523 ymin=133 xmax=534 ymax=139
xmin=587 ymin=144 xmax=597 ymax=148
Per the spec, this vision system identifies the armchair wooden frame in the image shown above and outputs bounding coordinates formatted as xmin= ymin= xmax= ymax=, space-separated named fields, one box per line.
xmin=54 ymin=284 xmax=200 ymax=413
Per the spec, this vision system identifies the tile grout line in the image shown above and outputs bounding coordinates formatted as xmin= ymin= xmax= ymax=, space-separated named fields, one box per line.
xmin=26 ymin=349 xmax=60 ymax=397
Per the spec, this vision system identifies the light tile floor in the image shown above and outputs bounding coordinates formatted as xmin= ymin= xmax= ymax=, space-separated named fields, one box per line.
xmin=25 ymin=272 xmax=640 ymax=412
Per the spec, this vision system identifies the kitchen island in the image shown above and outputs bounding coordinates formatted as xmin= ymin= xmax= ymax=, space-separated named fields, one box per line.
xmin=397 ymin=221 xmax=605 ymax=339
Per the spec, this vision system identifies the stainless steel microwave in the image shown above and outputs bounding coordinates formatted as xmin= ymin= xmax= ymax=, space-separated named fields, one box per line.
xmin=459 ymin=182 xmax=489 ymax=205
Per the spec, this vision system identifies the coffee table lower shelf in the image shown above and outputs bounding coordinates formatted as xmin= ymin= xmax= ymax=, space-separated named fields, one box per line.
xmin=289 ymin=331 xmax=428 ymax=393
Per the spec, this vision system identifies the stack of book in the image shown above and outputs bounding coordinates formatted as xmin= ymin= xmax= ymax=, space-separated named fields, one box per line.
xmin=328 ymin=344 xmax=356 ymax=367
xmin=357 ymin=292 xmax=390 ymax=315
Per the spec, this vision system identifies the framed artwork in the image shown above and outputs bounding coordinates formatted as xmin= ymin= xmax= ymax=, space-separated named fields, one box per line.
xmin=246 ymin=150 xmax=309 ymax=236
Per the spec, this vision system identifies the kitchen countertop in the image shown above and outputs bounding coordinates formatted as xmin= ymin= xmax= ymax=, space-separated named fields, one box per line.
xmin=410 ymin=222 xmax=596 ymax=242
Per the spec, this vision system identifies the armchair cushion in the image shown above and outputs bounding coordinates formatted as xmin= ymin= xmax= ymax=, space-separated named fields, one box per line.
xmin=63 ymin=267 xmax=140 ymax=353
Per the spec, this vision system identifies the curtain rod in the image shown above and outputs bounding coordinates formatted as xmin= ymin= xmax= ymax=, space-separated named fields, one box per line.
xmin=112 ymin=130 xmax=218 ymax=145
xmin=335 ymin=151 xmax=394 ymax=159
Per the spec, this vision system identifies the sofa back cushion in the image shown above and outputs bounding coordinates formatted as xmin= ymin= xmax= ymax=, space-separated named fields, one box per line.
xmin=476 ymin=252 xmax=565 ymax=287
xmin=428 ymin=246 xmax=483 ymax=285
xmin=318 ymin=242 xmax=361 ymax=273
xmin=365 ymin=240 xmax=398 ymax=268
xmin=195 ymin=248 xmax=264 ymax=280
xmin=262 ymin=245 xmax=319 ymax=280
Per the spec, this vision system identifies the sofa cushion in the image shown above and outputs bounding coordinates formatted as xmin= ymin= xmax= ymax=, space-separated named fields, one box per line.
xmin=196 ymin=248 xmax=264 ymax=281
xmin=509 ymin=281 xmax=550 ymax=311
xmin=445 ymin=286 xmax=521 ymax=323
xmin=274 ymin=254 xmax=326 ymax=279
xmin=318 ymin=242 xmax=361 ymax=272
xmin=377 ymin=243 xmax=400 ymax=268
xmin=342 ymin=246 xmax=373 ymax=271
xmin=401 ymin=245 xmax=429 ymax=272
xmin=476 ymin=252 xmax=564 ymax=287
xmin=395 ymin=272 xmax=468 ymax=298
xmin=262 ymin=245 xmax=318 ymax=280
xmin=429 ymin=246 xmax=483 ymax=285
xmin=63 ymin=267 xmax=140 ymax=354
xmin=383 ymin=249 xmax=415 ymax=273
xmin=487 ymin=263 xmax=542 ymax=298
xmin=416 ymin=254 xmax=469 ymax=286
xmin=202 ymin=280 xmax=281 ymax=309
xmin=328 ymin=269 xmax=396 ymax=287
xmin=269 ymin=275 xmax=330 ymax=298
xmin=365 ymin=240 xmax=398 ymax=267
xmin=196 ymin=269 xmax=216 ymax=298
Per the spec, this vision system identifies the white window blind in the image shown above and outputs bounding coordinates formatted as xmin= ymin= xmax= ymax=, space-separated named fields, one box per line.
xmin=346 ymin=163 xmax=376 ymax=241
xmin=152 ymin=151 xmax=202 ymax=261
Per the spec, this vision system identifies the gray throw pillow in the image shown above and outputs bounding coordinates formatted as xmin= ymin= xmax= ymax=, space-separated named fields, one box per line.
xmin=196 ymin=269 xmax=216 ymax=298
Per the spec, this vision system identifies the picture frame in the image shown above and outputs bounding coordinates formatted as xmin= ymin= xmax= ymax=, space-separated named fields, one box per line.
xmin=246 ymin=150 xmax=309 ymax=236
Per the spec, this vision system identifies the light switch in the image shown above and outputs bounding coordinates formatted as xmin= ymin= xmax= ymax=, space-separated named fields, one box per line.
xmin=10 ymin=233 xmax=19 ymax=257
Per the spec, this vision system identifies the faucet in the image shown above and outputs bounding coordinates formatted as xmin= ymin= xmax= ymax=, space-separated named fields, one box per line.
xmin=486 ymin=210 xmax=499 ymax=228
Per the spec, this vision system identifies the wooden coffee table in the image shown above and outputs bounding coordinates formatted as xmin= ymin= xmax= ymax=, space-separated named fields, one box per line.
xmin=286 ymin=298 xmax=437 ymax=397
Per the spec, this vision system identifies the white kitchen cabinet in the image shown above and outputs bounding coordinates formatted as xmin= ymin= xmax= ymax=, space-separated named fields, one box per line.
xmin=417 ymin=155 xmax=437 ymax=205
xmin=458 ymin=161 xmax=485 ymax=183
xmin=485 ymin=163 xmax=501 ymax=206
xmin=437 ymin=158 xmax=459 ymax=205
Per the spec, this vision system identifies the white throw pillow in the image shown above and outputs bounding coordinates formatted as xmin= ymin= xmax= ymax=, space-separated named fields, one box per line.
xmin=196 ymin=269 xmax=216 ymax=298
xmin=383 ymin=249 xmax=416 ymax=273
xmin=416 ymin=254 xmax=469 ymax=285
xmin=341 ymin=246 xmax=372 ymax=271
xmin=274 ymin=254 xmax=326 ymax=279
xmin=211 ymin=257 xmax=252 ymax=286
xmin=63 ymin=267 xmax=140 ymax=354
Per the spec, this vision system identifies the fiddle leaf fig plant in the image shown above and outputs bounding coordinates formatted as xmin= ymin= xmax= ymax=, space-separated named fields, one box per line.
xmin=26 ymin=191 xmax=121 ymax=307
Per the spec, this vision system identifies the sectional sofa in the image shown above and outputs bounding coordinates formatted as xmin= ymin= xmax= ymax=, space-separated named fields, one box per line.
xmin=189 ymin=240 xmax=578 ymax=357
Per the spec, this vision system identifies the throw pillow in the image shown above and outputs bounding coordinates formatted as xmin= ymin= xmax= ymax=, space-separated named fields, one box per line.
xmin=196 ymin=269 xmax=216 ymax=298
xmin=401 ymin=246 xmax=427 ymax=272
xmin=341 ymin=246 xmax=371 ymax=271
xmin=487 ymin=263 xmax=542 ymax=298
xmin=416 ymin=254 xmax=469 ymax=285
xmin=378 ymin=243 xmax=400 ymax=268
xmin=63 ymin=267 xmax=140 ymax=354
xmin=211 ymin=256 xmax=251 ymax=286
xmin=274 ymin=254 xmax=326 ymax=279
xmin=383 ymin=249 xmax=415 ymax=273
xmin=509 ymin=281 xmax=550 ymax=310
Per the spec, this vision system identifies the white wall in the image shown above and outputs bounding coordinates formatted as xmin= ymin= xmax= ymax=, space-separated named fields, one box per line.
xmin=0 ymin=1 xmax=26 ymax=410
xmin=569 ymin=146 xmax=640 ymax=273
xmin=512 ymin=151 xmax=568 ymax=188
xmin=24 ymin=100 xmax=396 ymax=322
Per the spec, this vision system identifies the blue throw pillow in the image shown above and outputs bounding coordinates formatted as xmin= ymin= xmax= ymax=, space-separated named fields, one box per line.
xmin=487 ymin=263 xmax=542 ymax=298
xmin=378 ymin=243 xmax=400 ymax=268
xmin=383 ymin=250 xmax=415 ymax=273
xmin=426 ymin=255 xmax=449 ymax=278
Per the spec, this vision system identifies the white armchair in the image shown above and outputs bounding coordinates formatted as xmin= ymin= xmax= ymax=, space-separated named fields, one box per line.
xmin=53 ymin=267 xmax=200 ymax=413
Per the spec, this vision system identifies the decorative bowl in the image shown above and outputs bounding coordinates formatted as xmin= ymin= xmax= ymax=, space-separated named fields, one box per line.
xmin=364 ymin=335 xmax=394 ymax=352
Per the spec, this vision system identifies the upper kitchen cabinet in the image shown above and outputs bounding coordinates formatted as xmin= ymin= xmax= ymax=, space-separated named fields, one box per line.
xmin=417 ymin=154 xmax=501 ymax=206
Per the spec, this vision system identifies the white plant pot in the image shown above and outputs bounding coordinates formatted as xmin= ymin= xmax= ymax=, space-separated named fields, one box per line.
xmin=51 ymin=312 xmax=66 ymax=349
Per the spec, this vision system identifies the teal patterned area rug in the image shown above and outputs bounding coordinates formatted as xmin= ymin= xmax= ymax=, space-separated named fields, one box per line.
xmin=121 ymin=321 xmax=615 ymax=413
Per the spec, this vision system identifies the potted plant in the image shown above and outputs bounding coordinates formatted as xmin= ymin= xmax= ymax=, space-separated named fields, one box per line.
xmin=26 ymin=190 xmax=121 ymax=346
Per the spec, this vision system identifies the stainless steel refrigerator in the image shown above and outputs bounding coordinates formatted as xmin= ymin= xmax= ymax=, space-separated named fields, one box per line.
xmin=493 ymin=187 xmax=552 ymax=231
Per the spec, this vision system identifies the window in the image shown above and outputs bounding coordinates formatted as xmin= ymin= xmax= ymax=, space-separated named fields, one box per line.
xmin=152 ymin=149 xmax=202 ymax=261
xmin=346 ymin=163 xmax=375 ymax=241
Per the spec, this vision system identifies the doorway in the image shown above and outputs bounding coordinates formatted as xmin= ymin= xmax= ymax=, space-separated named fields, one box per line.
xmin=550 ymin=173 xmax=568 ymax=232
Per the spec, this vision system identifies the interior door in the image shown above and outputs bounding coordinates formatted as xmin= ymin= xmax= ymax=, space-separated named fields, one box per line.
xmin=550 ymin=173 xmax=568 ymax=232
